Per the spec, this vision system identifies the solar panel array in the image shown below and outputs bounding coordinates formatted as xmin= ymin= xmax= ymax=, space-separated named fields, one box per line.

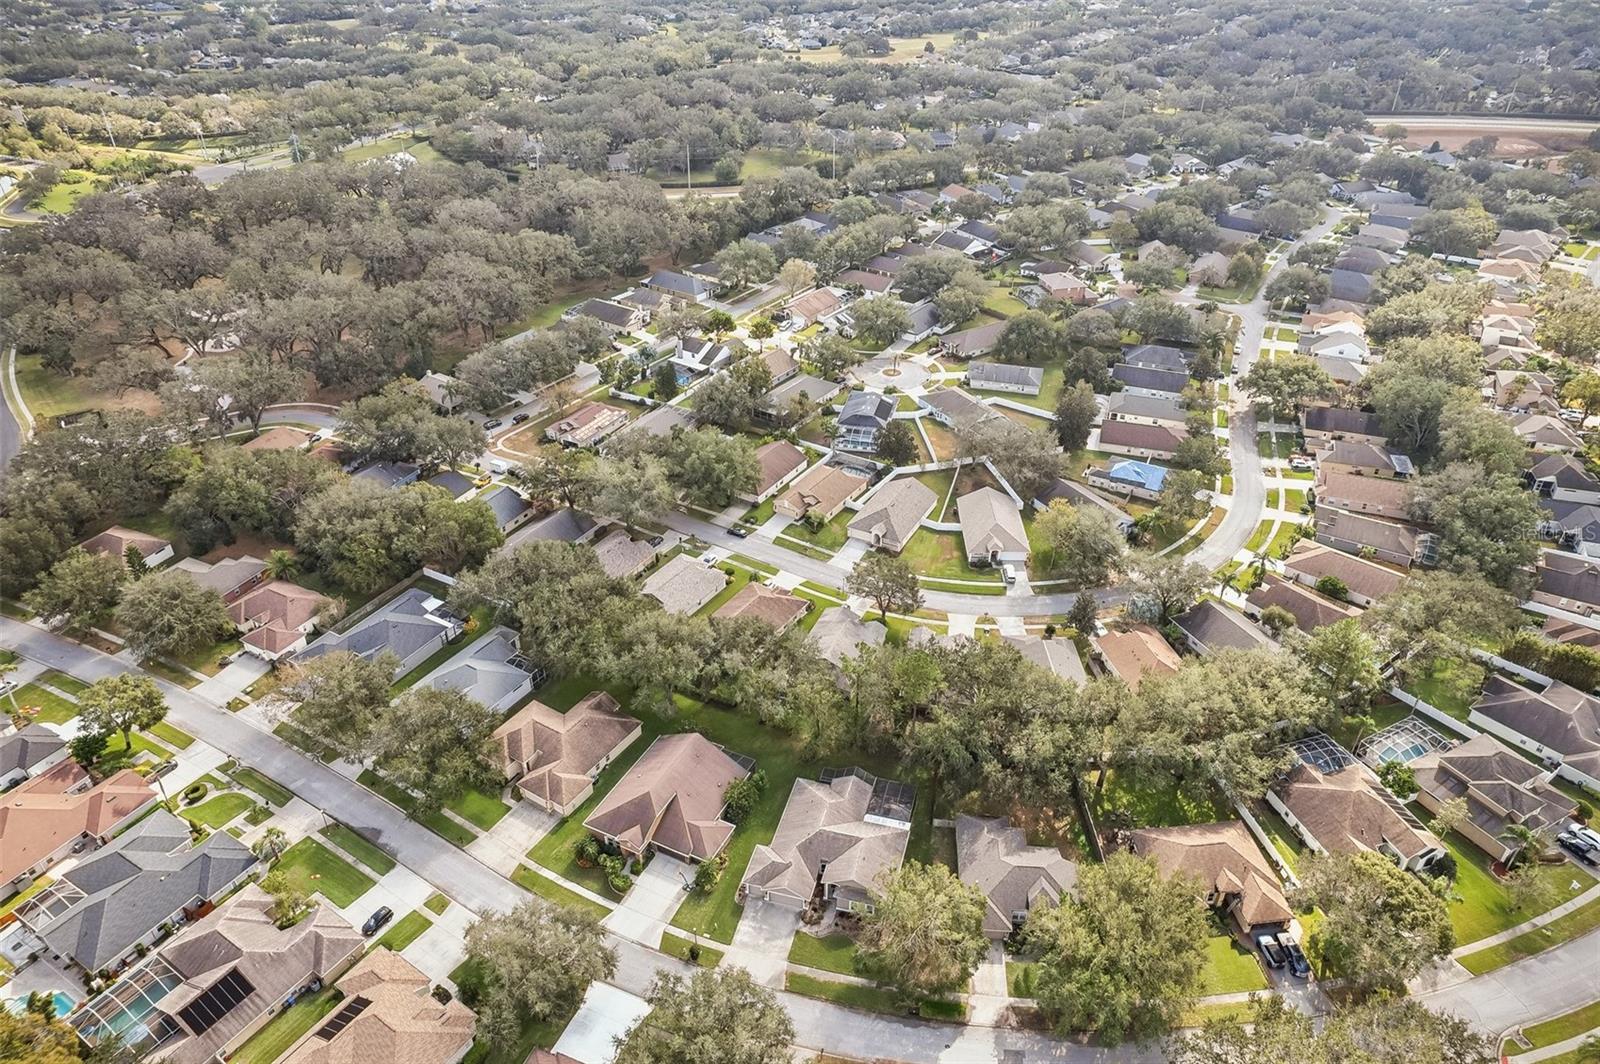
xmin=177 ymin=967 xmax=255 ymax=1036
xmin=314 ymin=996 xmax=372 ymax=1040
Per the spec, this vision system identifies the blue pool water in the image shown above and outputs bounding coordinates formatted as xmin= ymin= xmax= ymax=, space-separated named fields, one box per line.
xmin=6 ymin=990 xmax=75 ymax=1018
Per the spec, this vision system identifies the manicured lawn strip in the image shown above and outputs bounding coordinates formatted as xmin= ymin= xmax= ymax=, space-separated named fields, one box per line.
xmin=693 ymin=567 xmax=753 ymax=619
xmin=39 ymin=671 xmax=89 ymax=695
xmin=1457 ymin=896 xmax=1600 ymax=975
xmin=1007 ymin=960 xmax=1038 ymax=997
xmin=1508 ymin=999 xmax=1600 ymax=1053
xmin=11 ymin=683 xmax=78 ymax=724
xmin=899 ymin=528 xmax=1004 ymax=582
xmin=1264 ymin=521 xmax=1304 ymax=558
xmin=356 ymin=769 xmax=478 ymax=847
xmin=788 ymin=932 xmax=858 ymax=975
xmin=1198 ymin=931 xmax=1268 ymax=995
xmin=1251 ymin=802 xmax=1306 ymax=872
xmin=180 ymin=793 xmax=257 ymax=829
xmin=1243 ymin=520 xmax=1273 ymax=554
xmin=783 ymin=508 xmax=853 ymax=552
xmin=660 ymin=931 xmax=723 ymax=967
xmin=784 ymin=972 xmax=965 ymax=1022
xmin=230 ymin=986 xmax=342 ymax=1064
xmin=425 ymin=892 xmax=451 ymax=915
xmin=321 ymin=823 xmax=398 ymax=875
xmin=1179 ymin=1001 xmax=1259 ymax=1028
xmin=446 ymin=787 xmax=511 ymax=832
xmin=274 ymin=838 xmax=375 ymax=907
xmin=98 ymin=731 xmax=174 ymax=772
xmin=147 ymin=720 xmax=195 ymax=750
xmin=375 ymin=910 xmax=432 ymax=952
xmin=142 ymin=657 xmax=200 ymax=688
xmin=510 ymin=864 xmax=610 ymax=919
xmin=226 ymin=764 xmax=295 ymax=807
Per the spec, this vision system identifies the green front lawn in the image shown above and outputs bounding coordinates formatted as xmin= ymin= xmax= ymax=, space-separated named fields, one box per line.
xmin=510 ymin=864 xmax=610 ymax=919
xmin=788 ymin=932 xmax=858 ymax=975
xmin=446 ymin=787 xmax=511 ymax=832
xmin=899 ymin=528 xmax=1004 ymax=582
xmin=425 ymin=892 xmax=451 ymax=915
xmin=1007 ymin=960 xmax=1038 ymax=997
xmin=375 ymin=910 xmax=433 ymax=952
xmin=1198 ymin=929 xmax=1268 ymax=995
xmin=1458 ymin=895 xmax=1600 ymax=975
xmin=274 ymin=838 xmax=376 ymax=907
xmin=321 ymin=823 xmax=398 ymax=876
xmin=97 ymin=730 xmax=175 ymax=774
xmin=1410 ymin=806 xmax=1594 ymax=946
xmin=225 ymin=764 xmax=295 ymax=807
xmin=356 ymin=769 xmax=479 ymax=847
xmin=180 ymin=793 xmax=258 ymax=829
xmin=230 ymin=987 xmax=342 ymax=1064
xmin=11 ymin=683 xmax=77 ymax=724
xmin=784 ymin=972 xmax=964 ymax=1022
xmin=660 ymin=931 xmax=723 ymax=967
xmin=782 ymin=508 xmax=853 ymax=552
xmin=148 ymin=721 xmax=194 ymax=749
xmin=39 ymin=671 xmax=89 ymax=695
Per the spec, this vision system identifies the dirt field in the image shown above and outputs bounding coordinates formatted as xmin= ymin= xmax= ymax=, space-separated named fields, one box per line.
xmin=1366 ymin=114 xmax=1599 ymax=158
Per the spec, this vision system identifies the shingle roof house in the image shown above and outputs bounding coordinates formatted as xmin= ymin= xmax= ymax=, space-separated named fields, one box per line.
xmin=80 ymin=526 xmax=174 ymax=568
xmin=18 ymin=809 xmax=256 ymax=974
xmin=809 ymin=608 xmax=887 ymax=671
xmin=280 ymin=948 xmax=475 ymax=1064
xmin=0 ymin=761 xmax=156 ymax=895
xmin=1002 ymin=634 xmax=1087 ymax=685
xmin=834 ymin=391 xmax=894 ymax=453
xmin=967 ymin=362 xmax=1043 ymax=395
xmin=1096 ymin=420 xmax=1187 ymax=459
xmin=174 ymin=555 xmax=269 ymax=600
xmin=1093 ymin=624 xmax=1181 ymax=691
xmin=957 ymin=486 xmax=1029 ymax=565
xmin=584 ymin=733 xmax=750 ymax=862
xmin=1268 ymin=762 xmax=1443 ymax=871
xmin=592 ymin=529 xmax=658 ymax=579
xmin=418 ymin=626 xmax=538 ymax=713
xmin=117 ymin=885 xmax=364 ymax=1064
xmin=640 ymin=554 xmax=728 ymax=616
xmin=1246 ymin=573 xmax=1362 ymax=632
xmin=742 ymin=441 xmax=809 ymax=504
xmin=956 ymin=815 xmax=1077 ymax=939
xmin=1313 ymin=469 xmax=1411 ymax=521
xmin=0 ymin=724 xmax=68 ymax=788
xmin=480 ymin=485 xmax=532 ymax=531
xmin=713 ymin=582 xmax=810 ymax=632
xmin=918 ymin=387 xmax=997 ymax=430
xmin=848 ymin=478 xmax=937 ymax=555
xmin=494 ymin=692 xmax=642 ymax=816
xmin=773 ymin=463 xmax=870 ymax=522
xmin=229 ymin=580 xmax=331 ymax=661
xmin=1131 ymin=821 xmax=1292 ymax=935
xmin=1412 ymin=733 xmax=1578 ymax=865
xmin=1174 ymin=601 xmax=1276 ymax=656
xmin=1300 ymin=406 xmax=1386 ymax=445
xmin=297 ymin=588 xmax=463 ymax=678
xmin=1282 ymin=542 xmax=1404 ymax=607
xmin=740 ymin=772 xmax=910 ymax=913
xmin=1314 ymin=507 xmax=1435 ymax=568
xmin=1469 ymin=676 xmax=1600 ymax=791
xmin=1531 ymin=551 xmax=1600 ymax=617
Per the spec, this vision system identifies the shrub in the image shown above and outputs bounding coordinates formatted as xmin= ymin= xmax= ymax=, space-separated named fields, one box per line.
xmin=574 ymin=835 xmax=601 ymax=868
xmin=1315 ymin=575 xmax=1349 ymax=600
xmin=182 ymin=782 xmax=209 ymax=805
xmin=607 ymin=870 xmax=632 ymax=894
xmin=694 ymin=852 xmax=727 ymax=893
xmin=722 ymin=770 xmax=767 ymax=825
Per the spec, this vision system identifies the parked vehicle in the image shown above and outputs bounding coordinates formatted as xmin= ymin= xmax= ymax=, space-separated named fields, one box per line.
xmin=1288 ymin=455 xmax=1314 ymax=471
xmin=362 ymin=906 xmax=394 ymax=936
xmin=1256 ymin=934 xmax=1286 ymax=969
xmin=1002 ymin=563 xmax=1018 ymax=585
xmin=1557 ymin=831 xmax=1599 ymax=866
xmin=511 ymin=412 xmax=531 ymax=424
xmin=1276 ymin=932 xmax=1311 ymax=978
xmin=729 ymin=525 xmax=750 ymax=538
xmin=483 ymin=418 xmax=504 ymax=430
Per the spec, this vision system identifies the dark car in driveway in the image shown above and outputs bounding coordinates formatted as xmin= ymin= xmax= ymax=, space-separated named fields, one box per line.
xmin=1558 ymin=831 xmax=1599 ymax=866
xmin=1256 ymin=933 xmax=1286 ymax=969
xmin=1277 ymin=931 xmax=1311 ymax=978
xmin=511 ymin=412 xmax=531 ymax=424
xmin=362 ymin=906 xmax=394 ymax=937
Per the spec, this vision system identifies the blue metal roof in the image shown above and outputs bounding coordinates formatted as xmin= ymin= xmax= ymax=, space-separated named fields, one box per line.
xmin=1109 ymin=460 xmax=1168 ymax=491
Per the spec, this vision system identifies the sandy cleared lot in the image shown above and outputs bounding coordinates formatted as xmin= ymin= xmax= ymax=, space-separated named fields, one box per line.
xmin=1365 ymin=114 xmax=1598 ymax=157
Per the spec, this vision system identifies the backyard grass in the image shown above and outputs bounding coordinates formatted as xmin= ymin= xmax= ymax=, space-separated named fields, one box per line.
xmin=230 ymin=987 xmax=342 ymax=1064
xmin=1198 ymin=929 xmax=1268 ymax=995
xmin=788 ymin=932 xmax=859 ymax=976
xmin=1251 ymin=802 xmax=1306 ymax=872
xmin=1507 ymin=999 xmax=1600 ymax=1053
xmin=425 ymin=892 xmax=451 ymax=915
xmin=375 ymin=910 xmax=433 ymax=952
xmin=1408 ymin=805 xmax=1594 ymax=945
xmin=922 ymin=420 xmax=960 ymax=461
xmin=1404 ymin=660 xmax=1480 ymax=721
xmin=13 ymin=355 xmax=109 ymax=419
xmin=1090 ymin=769 xmax=1233 ymax=831
xmin=660 ymin=931 xmax=724 ymax=967
xmin=225 ymin=764 xmax=295 ymax=807
xmin=357 ymin=769 xmax=479 ymax=847
xmin=1458 ymin=895 xmax=1600 ymax=975
xmin=510 ymin=864 xmax=611 ymax=919
xmin=692 ymin=567 xmax=753 ymax=619
xmin=0 ymin=876 xmax=53 ymax=918
xmin=321 ymin=823 xmax=399 ymax=875
xmin=274 ymin=838 xmax=376 ymax=907
xmin=180 ymin=793 xmax=258 ymax=829
xmin=784 ymin=972 xmax=965 ymax=1022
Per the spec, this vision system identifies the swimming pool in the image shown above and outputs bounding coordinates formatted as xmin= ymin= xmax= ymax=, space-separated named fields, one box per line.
xmin=6 ymin=990 xmax=76 ymax=1018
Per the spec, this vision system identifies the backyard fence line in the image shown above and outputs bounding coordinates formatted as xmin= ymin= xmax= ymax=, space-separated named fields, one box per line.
xmin=1233 ymin=799 xmax=1300 ymax=889
xmin=1386 ymin=686 xmax=1480 ymax=741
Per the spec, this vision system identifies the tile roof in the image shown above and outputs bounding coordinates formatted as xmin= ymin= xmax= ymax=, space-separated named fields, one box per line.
xmin=583 ymin=733 xmax=748 ymax=860
xmin=281 ymin=948 xmax=475 ymax=1064
xmin=713 ymin=582 xmax=809 ymax=631
xmin=0 ymin=761 xmax=155 ymax=886
xmin=494 ymin=692 xmax=641 ymax=811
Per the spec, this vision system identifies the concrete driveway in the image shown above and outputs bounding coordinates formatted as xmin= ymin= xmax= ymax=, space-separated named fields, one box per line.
xmin=727 ymin=899 xmax=800 ymax=987
xmin=602 ymin=854 xmax=693 ymax=948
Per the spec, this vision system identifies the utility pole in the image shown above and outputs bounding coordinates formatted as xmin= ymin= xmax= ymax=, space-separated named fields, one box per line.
xmin=100 ymin=110 xmax=117 ymax=149
xmin=1391 ymin=78 xmax=1404 ymax=113
xmin=685 ymin=141 xmax=691 ymax=191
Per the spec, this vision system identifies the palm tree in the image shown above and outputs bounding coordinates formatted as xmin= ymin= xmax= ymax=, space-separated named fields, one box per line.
xmin=264 ymin=550 xmax=299 ymax=580
xmin=253 ymin=826 xmax=288 ymax=862
xmin=1499 ymin=824 xmax=1547 ymax=870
